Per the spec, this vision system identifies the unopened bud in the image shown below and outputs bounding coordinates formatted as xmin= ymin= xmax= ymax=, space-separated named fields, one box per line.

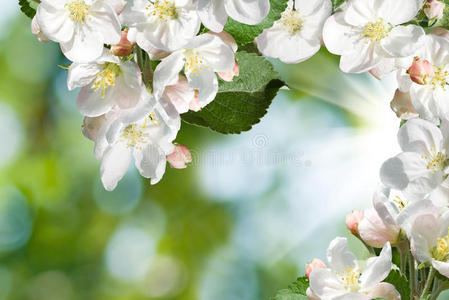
xmin=407 ymin=57 xmax=435 ymax=85
xmin=390 ymin=89 xmax=419 ymax=120
xmin=218 ymin=60 xmax=240 ymax=82
xmin=305 ymin=259 xmax=326 ymax=280
xmin=82 ymin=115 xmax=107 ymax=141
xmin=110 ymin=29 xmax=135 ymax=57
xmin=346 ymin=210 xmax=364 ymax=236
xmin=424 ymin=0 xmax=445 ymax=20
xmin=358 ymin=208 xmax=400 ymax=248
xmin=167 ymin=144 xmax=192 ymax=169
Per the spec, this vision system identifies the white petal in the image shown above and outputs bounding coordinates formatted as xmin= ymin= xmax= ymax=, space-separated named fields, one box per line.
xmin=323 ymin=13 xmax=361 ymax=55
xmin=410 ymin=214 xmax=438 ymax=262
xmin=368 ymin=282 xmax=401 ymax=300
xmin=344 ymin=0 xmax=375 ymax=26
xmin=36 ymin=3 xmax=74 ymax=43
xmin=67 ymin=62 xmax=102 ymax=90
xmin=359 ymin=243 xmax=392 ymax=290
xmin=77 ymin=85 xmax=114 ymax=117
xmin=340 ymin=44 xmax=383 ymax=73
xmin=89 ymin=2 xmax=122 ymax=45
xmin=100 ymin=143 xmax=132 ymax=191
xmin=327 ymin=237 xmax=358 ymax=272
xmin=432 ymin=260 xmax=449 ymax=278
xmin=187 ymin=68 xmax=218 ymax=107
xmin=398 ymin=118 xmax=443 ymax=154
xmin=163 ymin=76 xmax=195 ymax=114
xmin=224 ymin=0 xmax=270 ymax=25
xmin=154 ymin=51 xmax=185 ymax=100
xmin=134 ymin=144 xmax=167 ymax=185
xmin=381 ymin=25 xmax=425 ymax=58
xmin=60 ymin=27 xmax=103 ymax=63
xmin=396 ymin=200 xmax=439 ymax=233
xmin=197 ymin=0 xmax=227 ymax=32
xmin=377 ymin=0 xmax=423 ymax=25
xmin=410 ymin=85 xmax=440 ymax=124
xmin=309 ymin=268 xmax=345 ymax=298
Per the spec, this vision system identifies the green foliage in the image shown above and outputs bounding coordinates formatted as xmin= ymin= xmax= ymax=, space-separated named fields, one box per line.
xmin=19 ymin=0 xmax=38 ymax=19
xmin=332 ymin=0 xmax=346 ymax=11
xmin=436 ymin=5 xmax=449 ymax=30
xmin=271 ymin=276 xmax=309 ymax=300
xmin=384 ymin=267 xmax=410 ymax=300
xmin=181 ymin=52 xmax=284 ymax=134
xmin=223 ymin=0 xmax=288 ymax=47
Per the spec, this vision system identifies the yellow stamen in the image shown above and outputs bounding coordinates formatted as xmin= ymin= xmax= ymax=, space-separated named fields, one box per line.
xmin=429 ymin=66 xmax=449 ymax=91
xmin=145 ymin=0 xmax=177 ymax=22
xmin=184 ymin=50 xmax=209 ymax=77
xmin=422 ymin=147 xmax=448 ymax=173
xmin=65 ymin=0 xmax=91 ymax=24
xmin=279 ymin=8 xmax=303 ymax=35
xmin=92 ymin=63 xmax=121 ymax=98
xmin=363 ymin=19 xmax=391 ymax=43
xmin=335 ymin=266 xmax=360 ymax=292
xmin=432 ymin=229 xmax=449 ymax=262
xmin=393 ymin=196 xmax=409 ymax=211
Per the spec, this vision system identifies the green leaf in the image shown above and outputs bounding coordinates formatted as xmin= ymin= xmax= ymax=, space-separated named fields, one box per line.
xmin=181 ymin=52 xmax=284 ymax=134
xmin=223 ymin=0 xmax=288 ymax=47
xmin=19 ymin=0 xmax=38 ymax=19
xmin=271 ymin=276 xmax=309 ymax=300
xmin=332 ymin=0 xmax=346 ymax=11
xmin=436 ymin=5 xmax=449 ymax=29
xmin=383 ymin=267 xmax=410 ymax=300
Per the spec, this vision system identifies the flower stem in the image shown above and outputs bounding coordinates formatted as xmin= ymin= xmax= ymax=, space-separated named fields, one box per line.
xmin=409 ymin=254 xmax=416 ymax=297
xmin=421 ymin=267 xmax=436 ymax=299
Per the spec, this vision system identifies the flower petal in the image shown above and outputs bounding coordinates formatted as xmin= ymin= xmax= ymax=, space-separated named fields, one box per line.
xmin=100 ymin=143 xmax=132 ymax=191
xmin=381 ymin=25 xmax=425 ymax=58
xmin=398 ymin=118 xmax=443 ymax=154
xmin=224 ymin=0 xmax=270 ymax=25
xmin=197 ymin=0 xmax=227 ymax=32
xmin=327 ymin=237 xmax=358 ymax=272
xmin=134 ymin=144 xmax=167 ymax=185
xmin=359 ymin=243 xmax=392 ymax=290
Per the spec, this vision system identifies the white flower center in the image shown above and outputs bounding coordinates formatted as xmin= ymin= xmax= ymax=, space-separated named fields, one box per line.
xmin=422 ymin=147 xmax=448 ymax=173
xmin=184 ymin=50 xmax=209 ymax=77
xmin=120 ymin=113 xmax=159 ymax=149
xmin=65 ymin=0 xmax=91 ymax=24
xmin=335 ymin=266 xmax=360 ymax=292
xmin=429 ymin=65 xmax=449 ymax=90
xmin=363 ymin=19 xmax=391 ymax=43
xmin=432 ymin=229 xmax=449 ymax=262
xmin=92 ymin=63 xmax=121 ymax=98
xmin=279 ymin=8 xmax=303 ymax=35
xmin=145 ymin=0 xmax=177 ymax=22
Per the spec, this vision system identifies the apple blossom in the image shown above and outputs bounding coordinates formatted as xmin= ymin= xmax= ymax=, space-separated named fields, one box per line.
xmin=255 ymin=0 xmax=332 ymax=64
xmin=390 ymin=89 xmax=419 ymax=120
xmin=408 ymin=57 xmax=436 ymax=85
xmin=323 ymin=0 xmax=425 ymax=73
xmin=110 ymin=29 xmax=135 ymax=57
xmin=161 ymin=76 xmax=196 ymax=114
xmin=93 ymin=91 xmax=181 ymax=191
xmin=197 ymin=0 xmax=270 ymax=33
xmin=67 ymin=49 xmax=142 ymax=117
xmin=424 ymin=0 xmax=445 ymax=20
xmin=308 ymin=237 xmax=398 ymax=300
xmin=410 ymin=211 xmax=449 ymax=278
xmin=358 ymin=208 xmax=400 ymax=248
xmin=398 ymin=34 xmax=449 ymax=123
xmin=36 ymin=0 xmax=121 ymax=63
xmin=120 ymin=0 xmax=200 ymax=52
xmin=380 ymin=118 xmax=449 ymax=201
xmin=154 ymin=33 xmax=235 ymax=108
xmin=167 ymin=144 xmax=192 ymax=169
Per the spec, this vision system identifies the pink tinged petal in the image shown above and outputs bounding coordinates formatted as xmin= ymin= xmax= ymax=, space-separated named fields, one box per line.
xmin=224 ymin=0 xmax=270 ymax=26
xmin=77 ymin=85 xmax=114 ymax=117
xmin=346 ymin=210 xmax=364 ymax=236
xmin=396 ymin=200 xmax=439 ymax=233
xmin=189 ymin=92 xmax=204 ymax=111
xmin=163 ymin=76 xmax=195 ymax=114
xmin=187 ymin=68 xmax=218 ymax=107
xmin=197 ymin=0 xmax=227 ymax=32
xmin=368 ymin=282 xmax=401 ymax=300
xmin=82 ymin=115 xmax=107 ymax=141
xmin=398 ymin=118 xmax=443 ymax=154
xmin=60 ymin=27 xmax=103 ymax=63
xmin=340 ymin=44 xmax=383 ymax=74
xmin=67 ymin=63 xmax=102 ymax=90
xmin=358 ymin=209 xmax=400 ymax=248
xmin=377 ymin=0 xmax=423 ymax=25
xmin=359 ymin=243 xmax=392 ymax=290
xmin=191 ymin=35 xmax=235 ymax=73
xmin=89 ymin=2 xmax=121 ymax=45
xmin=381 ymin=25 xmax=425 ymax=58
xmin=323 ymin=13 xmax=361 ymax=55
xmin=167 ymin=144 xmax=192 ymax=169
xmin=309 ymin=268 xmax=345 ymax=298
xmin=36 ymin=3 xmax=74 ymax=43
xmin=154 ymin=51 xmax=185 ymax=100
xmin=109 ymin=78 xmax=141 ymax=110
xmin=218 ymin=60 xmax=240 ymax=81
xmin=107 ymin=0 xmax=126 ymax=14
xmin=432 ymin=260 xmax=449 ymax=278
xmin=100 ymin=143 xmax=132 ymax=191
xmin=326 ymin=237 xmax=358 ymax=272
xmin=134 ymin=144 xmax=167 ymax=185
xmin=390 ymin=89 xmax=419 ymax=120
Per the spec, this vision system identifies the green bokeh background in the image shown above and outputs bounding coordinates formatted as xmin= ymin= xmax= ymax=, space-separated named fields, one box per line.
xmin=0 ymin=6 xmax=407 ymax=300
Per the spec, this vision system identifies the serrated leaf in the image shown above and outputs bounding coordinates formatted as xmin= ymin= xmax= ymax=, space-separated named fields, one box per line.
xmin=181 ymin=52 xmax=284 ymax=134
xmin=271 ymin=276 xmax=309 ymax=300
xmin=19 ymin=0 xmax=38 ymax=19
xmin=383 ymin=267 xmax=410 ymax=300
xmin=223 ymin=0 xmax=288 ymax=47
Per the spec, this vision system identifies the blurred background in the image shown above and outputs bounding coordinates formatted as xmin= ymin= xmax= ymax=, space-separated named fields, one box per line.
xmin=0 ymin=4 xmax=404 ymax=300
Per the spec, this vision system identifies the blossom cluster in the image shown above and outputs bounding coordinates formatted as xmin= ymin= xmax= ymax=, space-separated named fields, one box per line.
xmin=29 ymin=0 xmax=449 ymax=297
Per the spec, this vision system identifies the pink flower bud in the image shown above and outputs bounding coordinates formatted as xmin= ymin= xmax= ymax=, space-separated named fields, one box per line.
xmin=110 ymin=29 xmax=135 ymax=57
xmin=424 ymin=0 xmax=445 ymax=20
xmin=218 ymin=60 xmax=240 ymax=82
xmin=390 ymin=89 xmax=419 ymax=120
xmin=167 ymin=144 xmax=192 ymax=169
xmin=358 ymin=208 xmax=400 ymax=248
xmin=305 ymin=259 xmax=326 ymax=280
xmin=346 ymin=210 xmax=364 ymax=236
xmin=407 ymin=57 xmax=435 ymax=85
